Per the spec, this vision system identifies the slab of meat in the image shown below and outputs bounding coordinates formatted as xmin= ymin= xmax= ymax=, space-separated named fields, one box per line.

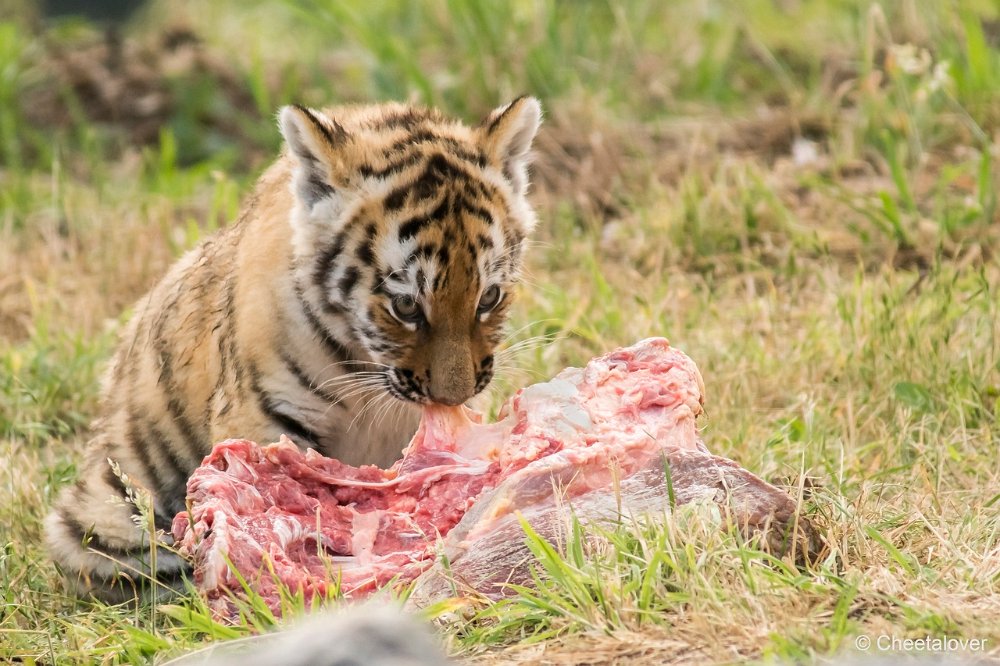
xmin=172 ymin=338 xmax=814 ymax=617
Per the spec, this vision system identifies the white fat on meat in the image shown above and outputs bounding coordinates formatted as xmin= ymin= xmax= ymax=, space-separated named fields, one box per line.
xmin=173 ymin=337 xmax=725 ymax=619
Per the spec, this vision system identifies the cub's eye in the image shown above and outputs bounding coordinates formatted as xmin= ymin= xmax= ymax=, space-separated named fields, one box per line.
xmin=477 ymin=285 xmax=502 ymax=315
xmin=391 ymin=295 xmax=423 ymax=324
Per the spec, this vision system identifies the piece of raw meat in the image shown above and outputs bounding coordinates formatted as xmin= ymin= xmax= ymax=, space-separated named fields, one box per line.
xmin=171 ymin=338 xmax=815 ymax=617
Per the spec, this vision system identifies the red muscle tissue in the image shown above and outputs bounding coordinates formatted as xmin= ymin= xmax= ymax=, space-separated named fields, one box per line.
xmin=172 ymin=338 xmax=811 ymax=616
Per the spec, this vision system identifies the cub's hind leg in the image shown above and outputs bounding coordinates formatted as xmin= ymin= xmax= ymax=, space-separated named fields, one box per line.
xmin=45 ymin=435 xmax=190 ymax=603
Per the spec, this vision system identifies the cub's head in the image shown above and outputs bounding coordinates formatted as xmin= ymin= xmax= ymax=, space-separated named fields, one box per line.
xmin=279 ymin=98 xmax=542 ymax=406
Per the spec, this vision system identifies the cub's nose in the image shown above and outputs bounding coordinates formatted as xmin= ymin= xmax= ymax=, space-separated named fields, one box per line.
xmin=427 ymin=392 xmax=469 ymax=407
xmin=428 ymin=340 xmax=477 ymax=406
xmin=428 ymin=367 xmax=476 ymax=405
xmin=428 ymin=354 xmax=493 ymax=407
xmin=427 ymin=354 xmax=495 ymax=405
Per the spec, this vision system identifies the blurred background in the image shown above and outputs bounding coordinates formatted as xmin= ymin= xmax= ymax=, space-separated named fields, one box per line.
xmin=2 ymin=0 xmax=997 ymax=338
xmin=1 ymin=2 xmax=999 ymax=661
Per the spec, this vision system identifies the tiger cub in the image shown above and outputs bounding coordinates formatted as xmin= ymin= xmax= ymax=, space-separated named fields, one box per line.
xmin=46 ymin=97 xmax=542 ymax=601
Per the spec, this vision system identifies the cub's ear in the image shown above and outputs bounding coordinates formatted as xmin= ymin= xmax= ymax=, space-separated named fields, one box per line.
xmin=278 ymin=105 xmax=348 ymax=209
xmin=479 ymin=96 xmax=542 ymax=196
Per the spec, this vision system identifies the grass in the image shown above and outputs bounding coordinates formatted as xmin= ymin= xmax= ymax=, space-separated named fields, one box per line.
xmin=1 ymin=0 xmax=999 ymax=663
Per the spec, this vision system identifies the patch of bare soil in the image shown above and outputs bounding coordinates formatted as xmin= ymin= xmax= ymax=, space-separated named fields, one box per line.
xmin=532 ymin=105 xmax=830 ymax=219
xmin=22 ymin=25 xmax=264 ymax=157
xmin=532 ymin=103 xmax=997 ymax=273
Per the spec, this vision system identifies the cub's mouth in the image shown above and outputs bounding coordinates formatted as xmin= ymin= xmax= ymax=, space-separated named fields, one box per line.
xmin=385 ymin=362 xmax=494 ymax=407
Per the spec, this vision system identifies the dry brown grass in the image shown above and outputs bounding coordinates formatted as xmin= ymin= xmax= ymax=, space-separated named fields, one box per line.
xmin=2 ymin=1 xmax=1000 ymax=663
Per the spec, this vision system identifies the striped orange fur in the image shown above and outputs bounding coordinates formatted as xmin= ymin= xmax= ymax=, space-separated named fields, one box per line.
xmin=45 ymin=98 xmax=543 ymax=601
